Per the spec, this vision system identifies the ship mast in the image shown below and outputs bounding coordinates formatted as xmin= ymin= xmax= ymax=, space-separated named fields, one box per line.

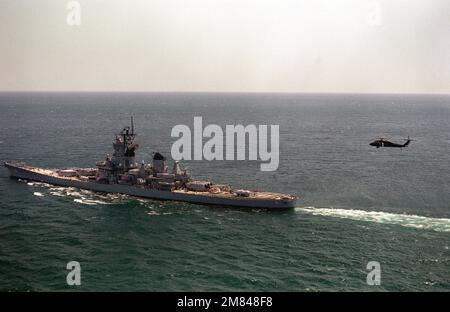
xmin=106 ymin=116 xmax=138 ymax=173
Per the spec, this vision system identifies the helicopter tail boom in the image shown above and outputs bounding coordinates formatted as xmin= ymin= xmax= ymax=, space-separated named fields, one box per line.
xmin=403 ymin=137 xmax=411 ymax=147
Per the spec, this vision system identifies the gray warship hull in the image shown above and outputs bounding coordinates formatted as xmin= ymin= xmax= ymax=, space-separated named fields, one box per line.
xmin=5 ymin=162 xmax=297 ymax=209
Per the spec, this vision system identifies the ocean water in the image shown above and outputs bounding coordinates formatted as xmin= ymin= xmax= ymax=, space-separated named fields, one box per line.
xmin=0 ymin=92 xmax=449 ymax=291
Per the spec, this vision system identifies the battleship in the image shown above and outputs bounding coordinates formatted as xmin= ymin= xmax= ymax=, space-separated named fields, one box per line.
xmin=4 ymin=119 xmax=297 ymax=209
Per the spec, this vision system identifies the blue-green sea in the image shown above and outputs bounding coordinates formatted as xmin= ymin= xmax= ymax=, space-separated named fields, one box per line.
xmin=0 ymin=92 xmax=449 ymax=291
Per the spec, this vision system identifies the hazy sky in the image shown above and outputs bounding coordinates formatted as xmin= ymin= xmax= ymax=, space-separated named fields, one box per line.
xmin=1 ymin=0 xmax=449 ymax=93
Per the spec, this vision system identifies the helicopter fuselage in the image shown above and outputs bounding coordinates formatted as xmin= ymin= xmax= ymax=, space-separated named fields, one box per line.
xmin=370 ymin=139 xmax=410 ymax=148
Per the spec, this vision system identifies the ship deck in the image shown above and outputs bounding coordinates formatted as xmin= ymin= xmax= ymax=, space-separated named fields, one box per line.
xmin=172 ymin=189 xmax=294 ymax=201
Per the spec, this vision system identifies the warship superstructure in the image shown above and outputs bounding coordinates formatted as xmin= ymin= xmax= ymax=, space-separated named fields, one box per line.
xmin=4 ymin=119 xmax=297 ymax=209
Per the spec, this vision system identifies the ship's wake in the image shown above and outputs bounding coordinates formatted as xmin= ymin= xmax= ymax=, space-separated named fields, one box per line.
xmin=50 ymin=186 xmax=128 ymax=205
xmin=296 ymin=207 xmax=450 ymax=233
xmin=24 ymin=180 xmax=127 ymax=206
xmin=21 ymin=180 xmax=450 ymax=232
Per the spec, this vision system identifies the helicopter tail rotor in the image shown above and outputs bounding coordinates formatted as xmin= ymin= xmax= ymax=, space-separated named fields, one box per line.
xmin=403 ymin=136 xmax=412 ymax=147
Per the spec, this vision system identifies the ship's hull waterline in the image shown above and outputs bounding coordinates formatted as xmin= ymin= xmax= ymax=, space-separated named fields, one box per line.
xmin=4 ymin=163 xmax=296 ymax=209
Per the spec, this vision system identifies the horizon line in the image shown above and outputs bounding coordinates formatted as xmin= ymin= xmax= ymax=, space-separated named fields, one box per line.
xmin=0 ymin=90 xmax=449 ymax=96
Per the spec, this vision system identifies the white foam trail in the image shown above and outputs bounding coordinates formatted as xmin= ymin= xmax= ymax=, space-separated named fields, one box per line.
xmin=49 ymin=191 xmax=65 ymax=197
xmin=74 ymin=198 xmax=98 ymax=206
xmin=49 ymin=187 xmax=66 ymax=191
xmin=67 ymin=191 xmax=82 ymax=197
xmin=296 ymin=207 xmax=450 ymax=233
xmin=27 ymin=182 xmax=51 ymax=187
xmin=86 ymin=199 xmax=108 ymax=205
xmin=21 ymin=179 xmax=120 ymax=205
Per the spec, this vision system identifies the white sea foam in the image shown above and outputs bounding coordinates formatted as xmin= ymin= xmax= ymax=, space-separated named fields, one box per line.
xmin=49 ymin=191 xmax=65 ymax=197
xmin=67 ymin=191 xmax=82 ymax=197
xmin=33 ymin=192 xmax=44 ymax=197
xmin=73 ymin=198 xmax=100 ymax=206
xmin=49 ymin=187 xmax=66 ymax=191
xmin=27 ymin=182 xmax=51 ymax=188
xmin=296 ymin=207 xmax=450 ymax=233
xmin=62 ymin=189 xmax=119 ymax=204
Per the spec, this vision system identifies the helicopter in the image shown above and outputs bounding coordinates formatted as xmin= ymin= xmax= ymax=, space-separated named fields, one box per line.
xmin=370 ymin=136 xmax=411 ymax=149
